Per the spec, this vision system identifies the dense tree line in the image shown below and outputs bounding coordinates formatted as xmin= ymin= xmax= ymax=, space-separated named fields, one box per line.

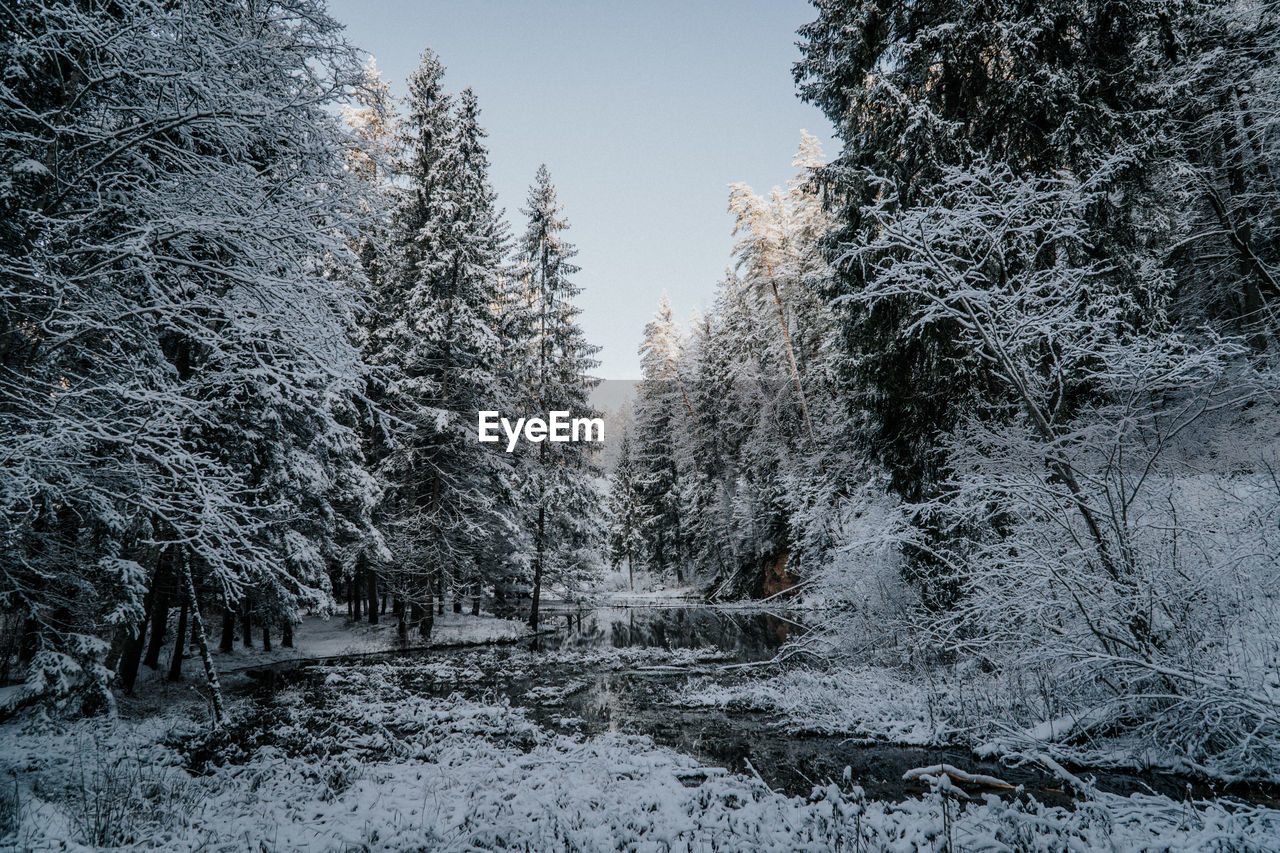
xmin=611 ymin=133 xmax=860 ymax=594
xmin=607 ymin=0 xmax=1280 ymax=777
xmin=0 ymin=0 xmax=601 ymax=715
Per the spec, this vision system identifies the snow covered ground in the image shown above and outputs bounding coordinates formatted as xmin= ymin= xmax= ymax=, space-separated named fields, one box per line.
xmin=5 ymin=664 xmax=1280 ymax=851
xmin=676 ymin=666 xmax=953 ymax=744
xmin=205 ymin=611 xmax=529 ymax=669
xmin=106 ymin=611 xmax=533 ymax=716
xmin=601 ymin=585 xmax=706 ymax=606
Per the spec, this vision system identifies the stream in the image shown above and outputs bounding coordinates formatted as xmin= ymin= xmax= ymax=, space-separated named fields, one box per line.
xmin=245 ymin=604 xmax=1280 ymax=809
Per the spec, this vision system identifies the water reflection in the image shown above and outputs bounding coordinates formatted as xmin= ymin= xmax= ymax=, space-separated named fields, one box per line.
xmin=536 ymin=606 xmax=799 ymax=662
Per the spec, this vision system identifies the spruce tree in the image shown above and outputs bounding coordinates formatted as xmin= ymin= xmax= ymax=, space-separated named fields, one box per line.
xmin=631 ymin=296 xmax=686 ymax=582
xmin=606 ymin=430 xmax=642 ymax=590
xmin=369 ymin=51 xmax=509 ymax=636
xmin=508 ymin=165 xmax=603 ymax=629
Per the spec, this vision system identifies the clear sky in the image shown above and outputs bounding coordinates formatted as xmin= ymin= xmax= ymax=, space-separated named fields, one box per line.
xmin=326 ymin=0 xmax=835 ymax=379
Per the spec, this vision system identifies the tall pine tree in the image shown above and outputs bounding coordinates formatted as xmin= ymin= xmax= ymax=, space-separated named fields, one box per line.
xmin=507 ymin=166 xmax=603 ymax=629
xmin=368 ymin=51 xmax=509 ymax=637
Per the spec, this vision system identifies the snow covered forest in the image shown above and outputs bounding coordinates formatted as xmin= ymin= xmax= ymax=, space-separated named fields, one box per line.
xmin=5 ymin=0 xmax=1280 ymax=849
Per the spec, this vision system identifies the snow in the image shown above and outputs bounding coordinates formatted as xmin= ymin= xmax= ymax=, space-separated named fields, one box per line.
xmin=677 ymin=666 xmax=952 ymax=744
xmin=976 ymin=705 xmax=1119 ymax=758
xmin=0 ymin=684 xmax=28 ymax=713
xmin=4 ymin=667 xmax=1279 ymax=851
xmin=10 ymin=158 xmax=49 ymax=176
xmin=115 ymin=612 xmax=533 ymax=711
xmin=228 ymin=611 xmax=530 ymax=664
xmin=601 ymin=585 xmax=706 ymax=606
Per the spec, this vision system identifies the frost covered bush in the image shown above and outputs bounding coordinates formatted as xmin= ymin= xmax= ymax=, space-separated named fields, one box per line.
xmin=843 ymin=160 xmax=1280 ymax=780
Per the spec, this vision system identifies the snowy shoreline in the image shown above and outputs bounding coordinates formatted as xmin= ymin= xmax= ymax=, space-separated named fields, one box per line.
xmin=6 ymin=660 xmax=1280 ymax=851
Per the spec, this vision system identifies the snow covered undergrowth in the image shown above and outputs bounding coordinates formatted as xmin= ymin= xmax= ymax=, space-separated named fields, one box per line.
xmin=5 ymin=665 xmax=1280 ymax=851
xmin=676 ymin=666 xmax=953 ymax=745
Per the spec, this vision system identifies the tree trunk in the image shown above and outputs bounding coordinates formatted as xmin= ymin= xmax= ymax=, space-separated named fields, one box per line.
xmin=261 ymin=620 xmax=271 ymax=652
xmin=471 ymin=595 xmax=480 ymax=617
xmin=118 ymin=571 xmax=159 ymax=691
xmin=530 ymin=504 xmax=545 ymax=631
xmin=219 ymin=607 xmax=235 ymax=653
xmin=420 ymin=588 xmax=435 ymax=639
xmin=352 ymin=568 xmax=363 ymax=622
xmin=142 ymin=564 xmax=171 ymax=669
xmin=766 ymin=268 xmax=815 ymax=443
xmin=281 ymin=621 xmax=293 ymax=648
xmin=17 ymin=617 xmax=38 ymax=667
xmin=241 ymin=600 xmax=253 ymax=648
xmin=181 ymin=554 xmax=228 ymax=727
xmin=117 ymin=615 xmax=148 ymax=693
xmin=395 ymin=597 xmax=407 ymax=642
xmin=366 ymin=569 xmax=379 ymax=625
xmin=167 ymin=600 xmax=188 ymax=682
xmin=104 ymin=626 xmax=128 ymax=675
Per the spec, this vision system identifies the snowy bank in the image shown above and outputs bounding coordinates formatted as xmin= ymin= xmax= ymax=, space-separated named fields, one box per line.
xmin=4 ymin=665 xmax=1279 ymax=851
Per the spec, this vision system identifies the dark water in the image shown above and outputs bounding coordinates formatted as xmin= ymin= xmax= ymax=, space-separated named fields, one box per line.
xmin=246 ymin=605 xmax=1280 ymax=807
xmin=534 ymin=605 xmax=798 ymax=660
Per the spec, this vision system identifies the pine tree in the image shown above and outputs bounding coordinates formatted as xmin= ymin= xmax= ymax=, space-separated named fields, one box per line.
xmin=606 ymin=430 xmax=642 ymax=589
xmin=632 ymin=295 xmax=686 ymax=582
xmin=673 ymin=310 xmax=734 ymax=584
xmin=508 ymin=165 xmax=603 ymax=629
xmin=368 ymin=51 xmax=510 ymax=637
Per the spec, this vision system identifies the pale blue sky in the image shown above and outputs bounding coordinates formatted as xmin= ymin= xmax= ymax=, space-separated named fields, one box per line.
xmin=327 ymin=0 xmax=835 ymax=378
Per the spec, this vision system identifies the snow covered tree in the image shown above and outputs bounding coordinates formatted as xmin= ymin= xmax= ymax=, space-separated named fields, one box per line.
xmin=726 ymin=131 xmax=834 ymax=444
xmin=606 ymin=430 xmax=642 ymax=589
xmin=1163 ymin=0 xmax=1280 ymax=340
xmin=507 ymin=165 xmax=603 ymax=629
xmin=795 ymin=0 xmax=1179 ymax=507
xmin=854 ymin=158 xmax=1277 ymax=777
xmin=0 ymin=0 xmax=372 ymax=715
xmin=366 ymin=51 xmax=511 ymax=638
xmin=631 ymin=296 xmax=687 ymax=582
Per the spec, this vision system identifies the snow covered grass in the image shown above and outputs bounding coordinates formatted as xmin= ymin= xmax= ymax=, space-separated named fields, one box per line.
xmin=676 ymin=666 xmax=954 ymax=744
xmin=4 ymin=664 xmax=1280 ymax=851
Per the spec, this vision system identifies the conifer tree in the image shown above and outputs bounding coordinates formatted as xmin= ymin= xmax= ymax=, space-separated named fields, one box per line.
xmin=606 ymin=430 xmax=642 ymax=589
xmin=632 ymin=296 xmax=686 ymax=581
xmin=508 ymin=166 xmax=603 ymax=629
xmin=368 ymin=51 xmax=509 ymax=637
